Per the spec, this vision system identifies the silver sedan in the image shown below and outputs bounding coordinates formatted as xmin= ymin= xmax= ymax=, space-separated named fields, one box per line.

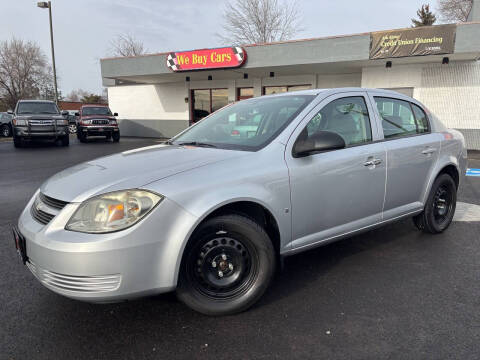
xmin=14 ymin=88 xmax=467 ymax=315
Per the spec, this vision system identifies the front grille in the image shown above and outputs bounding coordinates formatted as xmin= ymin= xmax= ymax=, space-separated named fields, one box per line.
xmin=39 ymin=193 xmax=68 ymax=210
xmin=27 ymin=261 xmax=121 ymax=293
xmin=31 ymin=205 xmax=55 ymax=225
xmin=30 ymin=193 xmax=69 ymax=225
xmin=92 ymin=119 xmax=109 ymax=125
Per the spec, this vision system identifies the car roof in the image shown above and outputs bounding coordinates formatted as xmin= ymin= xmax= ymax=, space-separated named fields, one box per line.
xmin=17 ymin=99 xmax=56 ymax=103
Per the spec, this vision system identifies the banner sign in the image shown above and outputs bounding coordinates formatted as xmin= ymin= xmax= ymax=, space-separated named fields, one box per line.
xmin=166 ymin=47 xmax=246 ymax=72
xmin=369 ymin=24 xmax=456 ymax=60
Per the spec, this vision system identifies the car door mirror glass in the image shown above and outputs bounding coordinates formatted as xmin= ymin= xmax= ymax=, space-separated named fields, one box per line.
xmin=74 ymin=112 xmax=80 ymax=116
xmin=293 ymin=130 xmax=346 ymax=157
xmin=113 ymin=112 xmax=118 ymax=116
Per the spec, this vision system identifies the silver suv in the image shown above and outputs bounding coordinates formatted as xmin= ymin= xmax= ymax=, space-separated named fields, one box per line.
xmin=11 ymin=100 xmax=69 ymax=147
xmin=14 ymin=88 xmax=467 ymax=315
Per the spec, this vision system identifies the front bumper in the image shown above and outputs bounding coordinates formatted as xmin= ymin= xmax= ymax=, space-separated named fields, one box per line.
xmin=14 ymin=126 xmax=68 ymax=139
xmin=80 ymin=126 xmax=119 ymax=136
xmin=17 ymin=191 xmax=198 ymax=303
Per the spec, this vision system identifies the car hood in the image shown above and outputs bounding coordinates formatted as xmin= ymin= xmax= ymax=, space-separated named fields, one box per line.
xmin=41 ymin=144 xmax=244 ymax=202
xmin=15 ymin=114 xmax=64 ymax=120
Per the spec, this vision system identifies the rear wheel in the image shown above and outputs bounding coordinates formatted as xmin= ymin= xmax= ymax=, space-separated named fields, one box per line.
xmin=413 ymin=173 xmax=456 ymax=234
xmin=177 ymin=214 xmax=276 ymax=315
xmin=1 ymin=124 xmax=11 ymax=137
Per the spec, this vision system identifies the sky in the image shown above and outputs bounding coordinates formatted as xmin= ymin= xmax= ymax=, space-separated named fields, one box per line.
xmin=3 ymin=0 xmax=435 ymax=96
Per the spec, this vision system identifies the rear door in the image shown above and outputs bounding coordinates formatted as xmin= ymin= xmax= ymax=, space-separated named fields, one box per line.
xmin=285 ymin=91 xmax=387 ymax=250
xmin=369 ymin=94 xmax=442 ymax=219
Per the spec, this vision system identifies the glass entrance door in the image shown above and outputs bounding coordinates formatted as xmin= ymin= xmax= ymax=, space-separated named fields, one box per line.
xmin=191 ymin=89 xmax=228 ymax=123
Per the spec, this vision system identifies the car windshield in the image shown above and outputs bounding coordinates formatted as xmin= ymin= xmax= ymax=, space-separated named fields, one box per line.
xmin=82 ymin=107 xmax=111 ymax=116
xmin=172 ymin=95 xmax=315 ymax=151
xmin=17 ymin=102 xmax=59 ymax=115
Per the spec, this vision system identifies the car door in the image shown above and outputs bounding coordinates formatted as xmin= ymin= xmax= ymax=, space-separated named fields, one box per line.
xmin=285 ymin=92 xmax=387 ymax=251
xmin=369 ymin=94 xmax=442 ymax=219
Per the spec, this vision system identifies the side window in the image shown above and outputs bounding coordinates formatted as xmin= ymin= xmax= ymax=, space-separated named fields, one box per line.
xmin=411 ymin=103 xmax=429 ymax=134
xmin=374 ymin=97 xmax=419 ymax=139
xmin=304 ymin=96 xmax=372 ymax=146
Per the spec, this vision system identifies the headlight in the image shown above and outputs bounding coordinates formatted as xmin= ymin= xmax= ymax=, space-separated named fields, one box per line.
xmin=109 ymin=120 xmax=117 ymax=125
xmin=13 ymin=119 xmax=27 ymax=126
xmin=66 ymin=190 xmax=163 ymax=233
xmin=56 ymin=119 xmax=68 ymax=125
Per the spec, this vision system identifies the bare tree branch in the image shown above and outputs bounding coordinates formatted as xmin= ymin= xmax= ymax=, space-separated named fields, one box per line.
xmin=109 ymin=33 xmax=147 ymax=57
xmin=0 ymin=37 xmax=55 ymax=109
xmin=437 ymin=0 xmax=473 ymax=22
xmin=218 ymin=0 xmax=303 ymax=45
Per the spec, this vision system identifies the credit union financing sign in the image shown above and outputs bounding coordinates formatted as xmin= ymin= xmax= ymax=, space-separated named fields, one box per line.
xmin=166 ymin=47 xmax=246 ymax=72
xmin=369 ymin=24 xmax=456 ymax=60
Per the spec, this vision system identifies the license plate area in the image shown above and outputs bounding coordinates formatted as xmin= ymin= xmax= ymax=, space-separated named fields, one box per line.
xmin=12 ymin=227 xmax=28 ymax=264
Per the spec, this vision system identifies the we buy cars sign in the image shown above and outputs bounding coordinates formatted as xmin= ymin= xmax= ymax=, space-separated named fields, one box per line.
xmin=166 ymin=47 xmax=246 ymax=72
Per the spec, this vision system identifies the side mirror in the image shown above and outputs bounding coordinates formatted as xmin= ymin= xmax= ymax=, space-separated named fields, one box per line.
xmin=74 ymin=112 xmax=80 ymax=116
xmin=293 ymin=130 xmax=346 ymax=158
xmin=7 ymin=110 xmax=13 ymax=114
xmin=113 ymin=112 xmax=118 ymax=116
xmin=61 ymin=110 xmax=69 ymax=116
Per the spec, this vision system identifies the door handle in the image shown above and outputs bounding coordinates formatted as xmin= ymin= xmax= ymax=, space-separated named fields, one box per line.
xmin=422 ymin=147 xmax=437 ymax=155
xmin=363 ymin=158 xmax=382 ymax=167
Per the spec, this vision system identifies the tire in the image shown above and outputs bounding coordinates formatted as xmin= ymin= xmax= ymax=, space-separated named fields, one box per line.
xmin=13 ymin=136 xmax=22 ymax=148
xmin=77 ymin=131 xmax=87 ymax=143
xmin=176 ymin=214 xmax=276 ymax=316
xmin=105 ymin=134 xmax=112 ymax=141
xmin=1 ymin=124 xmax=11 ymax=137
xmin=413 ymin=173 xmax=457 ymax=234
xmin=112 ymin=132 xmax=120 ymax=142
xmin=60 ymin=135 xmax=69 ymax=146
xmin=68 ymin=124 xmax=77 ymax=134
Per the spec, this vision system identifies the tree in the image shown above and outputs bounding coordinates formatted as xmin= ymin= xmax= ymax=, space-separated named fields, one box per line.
xmin=0 ymin=38 xmax=55 ymax=110
xmin=109 ymin=33 xmax=147 ymax=57
xmin=412 ymin=4 xmax=437 ymax=26
xmin=437 ymin=0 xmax=473 ymax=22
xmin=81 ymin=93 xmax=103 ymax=104
xmin=219 ymin=0 xmax=302 ymax=45
xmin=65 ymin=89 xmax=89 ymax=102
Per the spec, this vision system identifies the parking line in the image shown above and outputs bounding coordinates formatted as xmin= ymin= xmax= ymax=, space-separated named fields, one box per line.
xmin=454 ymin=202 xmax=480 ymax=222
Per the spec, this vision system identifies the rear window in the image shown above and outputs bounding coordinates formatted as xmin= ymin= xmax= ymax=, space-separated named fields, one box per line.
xmin=17 ymin=102 xmax=59 ymax=115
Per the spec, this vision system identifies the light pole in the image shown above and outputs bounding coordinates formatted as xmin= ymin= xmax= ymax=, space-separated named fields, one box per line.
xmin=37 ymin=1 xmax=58 ymax=104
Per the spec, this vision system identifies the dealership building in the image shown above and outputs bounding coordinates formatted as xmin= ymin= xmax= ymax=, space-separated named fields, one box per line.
xmin=100 ymin=3 xmax=480 ymax=149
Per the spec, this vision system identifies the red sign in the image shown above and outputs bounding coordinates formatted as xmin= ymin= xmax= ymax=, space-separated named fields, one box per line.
xmin=166 ymin=47 xmax=246 ymax=72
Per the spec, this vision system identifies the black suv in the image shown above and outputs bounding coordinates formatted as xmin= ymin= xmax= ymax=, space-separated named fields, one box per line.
xmin=11 ymin=100 xmax=69 ymax=147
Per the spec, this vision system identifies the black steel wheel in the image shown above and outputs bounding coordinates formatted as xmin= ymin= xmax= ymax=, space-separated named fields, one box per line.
xmin=413 ymin=173 xmax=456 ymax=234
xmin=177 ymin=214 xmax=276 ymax=315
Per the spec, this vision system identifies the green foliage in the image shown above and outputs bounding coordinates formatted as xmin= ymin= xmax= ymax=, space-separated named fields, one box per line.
xmin=412 ymin=4 xmax=437 ymax=27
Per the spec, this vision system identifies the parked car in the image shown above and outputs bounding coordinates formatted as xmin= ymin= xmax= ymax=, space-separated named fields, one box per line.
xmin=14 ymin=88 xmax=466 ymax=315
xmin=11 ymin=100 xmax=69 ymax=147
xmin=76 ymin=104 xmax=119 ymax=142
xmin=66 ymin=114 xmax=78 ymax=134
xmin=0 ymin=112 xmax=13 ymax=137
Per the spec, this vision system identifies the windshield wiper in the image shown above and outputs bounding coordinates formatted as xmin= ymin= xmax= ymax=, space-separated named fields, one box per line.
xmin=176 ymin=141 xmax=217 ymax=148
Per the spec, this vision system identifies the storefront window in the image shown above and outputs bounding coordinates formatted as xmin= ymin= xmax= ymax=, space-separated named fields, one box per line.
xmin=237 ymin=88 xmax=254 ymax=100
xmin=263 ymin=85 xmax=311 ymax=95
xmin=191 ymin=88 xmax=228 ymax=123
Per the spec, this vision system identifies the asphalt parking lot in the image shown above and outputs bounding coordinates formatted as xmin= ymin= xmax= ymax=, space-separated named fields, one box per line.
xmin=1 ymin=136 xmax=479 ymax=359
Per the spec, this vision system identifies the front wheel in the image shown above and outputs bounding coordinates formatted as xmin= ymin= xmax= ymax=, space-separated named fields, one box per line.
xmin=1 ymin=124 xmax=11 ymax=137
xmin=177 ymin=214 xmax=276 ymax=316
xmin=68 ymin=124 xmax=77 ymax=134
xmin=13 ymin=136 xmax=23 ymax=148
xmin=413 ymin=173 xmax=457 ymax=234
xmin=60 ymin=135 xmax=69 ymax=146
xmin=112 ymin=132 xmax=120 ymax=142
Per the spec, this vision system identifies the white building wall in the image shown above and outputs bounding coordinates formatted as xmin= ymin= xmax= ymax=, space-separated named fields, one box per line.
xmin=107 ymin=83 xmax=189 ymax=138
xmin=362 ymin=61 xmax=480 ymax=149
